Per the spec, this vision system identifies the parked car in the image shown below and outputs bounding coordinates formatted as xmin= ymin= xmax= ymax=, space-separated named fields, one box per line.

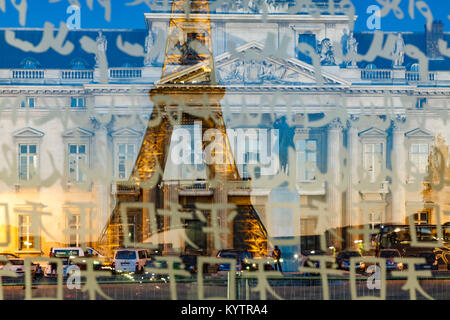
xmin=46 ymin=247 xmax=108 ymax=275
xmin=180 ymin=254 xmax=198 ymax=274
xmin=112 ymin=248 xmax=150 ymax=274
xmin=336 ymin=250 xmax=366 ymax=272
xmin=0 ymin=253 xmax=19 ymax=259
xmin=253 ymin=255 xmax=276 ymax=271
xmin=50 ymin=247 xmax=106 ymax=260
xmin=216 ymin=249 xmax=254 ymax=271
xmin=302 ymin=250 xmax=326 ymax=268
xmin=405 ymin=251 xmax=439 ymax=270
xmin=379 ymin=249 xmax=403 ymax=271
xmin=143 ymin=257 xmax=184 ymax=280
xmin=0 ymin=258 xmax=38 ymax=278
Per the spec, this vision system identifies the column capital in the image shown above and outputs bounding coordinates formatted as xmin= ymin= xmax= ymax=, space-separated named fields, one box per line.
xmin=392 ymin=114 xmax=406 ymax=133
xmin=90 ymin=116 xmax=112 ymax=132
xmin=327 ymin=118 xmax=343 ymax=131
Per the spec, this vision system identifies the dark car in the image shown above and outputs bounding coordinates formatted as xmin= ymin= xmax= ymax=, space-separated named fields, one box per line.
xmin=216 ymin=249 xmax=254 ymax=271
xmin=143 ymin=258 xmax=168 ymax=280
xmin=379 ymin=249 xmax=403 ymax=271
xmin=405 ymin=251 xmax=439 ymax=270
xmin=336 ymin=251 xmax=366 ymax=272
xmin=180 ymin=254 xmax=198 ymax=274
xmin=143 ymin=257 xmax=187 ymax=280
xmin=302 ymin=250 xmax=326 ymax=268
xmin=0 ymin=253 xmax=20 ymax=259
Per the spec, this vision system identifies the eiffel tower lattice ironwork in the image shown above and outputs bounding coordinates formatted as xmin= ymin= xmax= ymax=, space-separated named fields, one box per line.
xmin=101 ymin=0 xmax=268 ymax=257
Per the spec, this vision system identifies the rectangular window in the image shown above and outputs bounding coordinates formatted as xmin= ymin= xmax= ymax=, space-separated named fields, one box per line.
xmin=296 ymin=140 xmax=317 ymax=181
xmin=414 ymin=211 xmax=430 ymax=225
xmin=70 ymin=96 xmax=85 ymax=108
xmin=363 ymin=143 xmax=383 ymax=182
xmin=241 ymin=137 xmax=259 ymax=179
xmin=117 ymin=144 xmax=135 ymax=179
xmin=20 ymin=97 xmax=35 ymax=108
xmin=18 ymin=144 xmax=37 ymax=181
xmin=68 ymin=144 xmax=87 ymax=182
xmin=369 ymin=211 xmax=381 ymax=231
xmin=18 ymin=214 xmax=38 ymax=251
xmin=297 ymin=33 xmax=317 ymax=64
xmin=409 ymin=143 xmax=429 ymax=174
xmin=416 ymin=98 xmax=427 ymax=109
xmin=68 ymin=213 xmax=80 ymax=247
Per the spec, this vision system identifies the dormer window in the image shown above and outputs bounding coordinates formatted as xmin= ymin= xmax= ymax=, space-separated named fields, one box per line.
xmin=410 ymin=63 xmax=419 ymax=72
xmin=70 ymin=58 xmax=88 ymax=70
xmin=20 ymin=57 xmax=40 ymax=69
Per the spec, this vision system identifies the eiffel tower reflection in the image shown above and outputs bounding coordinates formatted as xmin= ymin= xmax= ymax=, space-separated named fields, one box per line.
xmin=101 ymin=0 xmax=268 ymax=258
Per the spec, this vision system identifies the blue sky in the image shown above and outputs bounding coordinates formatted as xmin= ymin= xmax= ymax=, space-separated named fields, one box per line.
xmin=0 ymin=0 xmax=448 ymax=31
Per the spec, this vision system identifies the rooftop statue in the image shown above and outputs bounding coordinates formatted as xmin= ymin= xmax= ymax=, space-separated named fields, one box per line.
xmin=393 ymin=33 xmax=405 ymax=68
xmin=319 ymin=38 xmax=336 ymax=66
xmin=346 ymin=32 xmax=358 ymax=68
xmin=95 ymin=31 xmax=107 ymax=67
xmin=144 ymin=30 xmax=155 ymax=66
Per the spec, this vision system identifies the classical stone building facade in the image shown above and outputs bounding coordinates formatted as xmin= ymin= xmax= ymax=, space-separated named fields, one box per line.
xmin=0 ymin=2 xmax=448 ymax=259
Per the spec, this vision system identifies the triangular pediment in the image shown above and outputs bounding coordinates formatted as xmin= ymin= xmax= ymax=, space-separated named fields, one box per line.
xmin=13 ymin=127 xmax=44 ymax=138
xmin=63 ymin=127 xmax=94 ymax=138
xmin=214 ymin=41 xmax=348 ymax=86
xmin=111 ymin=128 xmax=142 ymax=137
xmin=405 ymin=128 xmax=434 ymax=138
xmin=157 ymin=61 xmax=213 ymax=85
xmin=359 ymin=127 xmax=387 ymax=137
xmin=157 ymin=41 xmax=348 ymax=86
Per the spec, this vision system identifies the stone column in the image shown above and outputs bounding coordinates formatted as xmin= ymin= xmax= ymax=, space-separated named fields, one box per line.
xmin=93 ymin=122 xmax=110 ymax=244
xmin=346 ymin=123 xmax=361 ymax=245
xmin=279 ymin=23 xmax=295 ymax=58
xmin=327 ymin=119 xmax=343 ymax=248
xmin=142 ymin=187 xmax=156 ymax=243
xmin=163 ymin=183 xmax=178 ymax=254
xmin=391 ymin=123 xmax=406 ymax=224
xmin=213 ymin=184 xmax=231 ymax=254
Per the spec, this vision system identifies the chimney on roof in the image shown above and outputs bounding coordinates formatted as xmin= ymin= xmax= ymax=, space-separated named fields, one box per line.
xmin=426 ymin=20 xmax=444 ymax=59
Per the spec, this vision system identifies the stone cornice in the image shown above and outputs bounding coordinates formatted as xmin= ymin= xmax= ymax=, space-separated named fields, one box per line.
xmin=0 ymin=84 xmax=449 ymax=96
xmin=144 ymin=13 xmax=352 ymax=23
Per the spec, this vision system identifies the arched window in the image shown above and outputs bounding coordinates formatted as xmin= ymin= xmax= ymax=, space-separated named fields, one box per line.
xmin=70 ymin=58 xmax=89 ymax=70
xmin=410 ymin=63 xmax=419 ymax=72
xmin=20 ymin=57 xmax=40 ymax=69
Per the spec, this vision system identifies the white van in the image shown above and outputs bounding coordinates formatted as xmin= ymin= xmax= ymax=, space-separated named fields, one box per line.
xmin=46 ymin=247 xmax=107 ymax=276
xmin=50 ymin=247 xmax=105 ymax=258
xmin=113 ymin=249 xmax=149 ymax=274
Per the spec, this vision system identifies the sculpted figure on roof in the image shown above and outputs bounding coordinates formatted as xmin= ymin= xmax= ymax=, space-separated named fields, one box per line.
xmin=95 ymin=31 xmax=107 ymax=66
xmin=346 ymin=32 xmax=358 ymax=68
xmin=393 ymin=33 xmax=405 ymax=68
xmin=144 ymin=30 xmax=155 ymax=66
